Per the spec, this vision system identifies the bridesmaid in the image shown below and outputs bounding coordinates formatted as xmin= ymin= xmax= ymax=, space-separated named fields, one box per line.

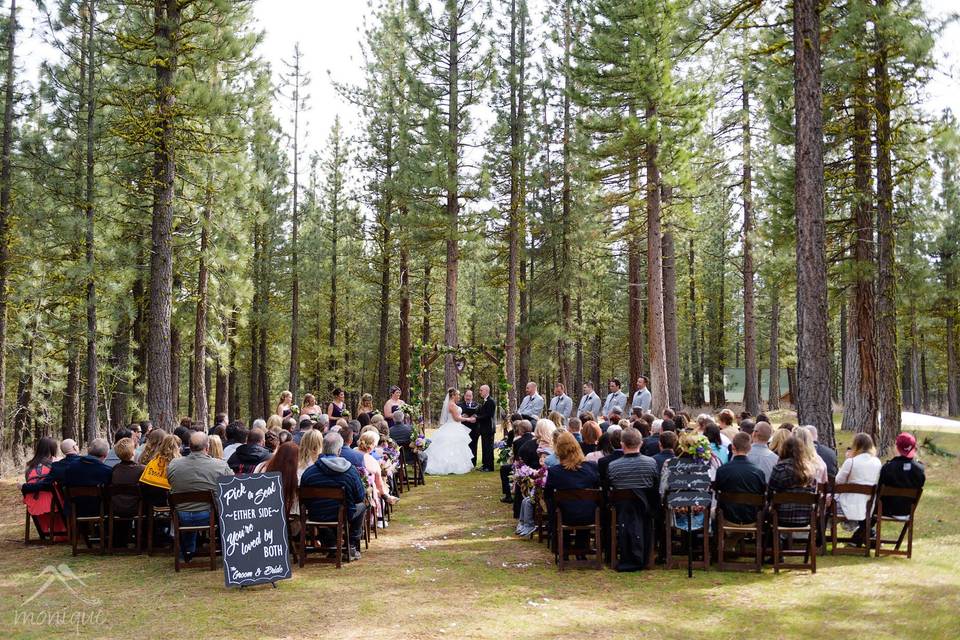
xmin=327 ymin=388 xmax=346 ymax=421
xmin=356 ymin=393 xmax=376 ymax=426
xmin=276 ymin=390 xmax=293 ymax=418
xmin=300 ymin=393 xmax=320 ymax=418
xmin=383 ymin=385 xmax=403 ymax=427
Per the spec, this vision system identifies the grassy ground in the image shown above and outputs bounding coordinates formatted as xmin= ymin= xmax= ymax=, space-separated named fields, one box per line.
xmin=1 ymin=429 xmax=959 ymax=640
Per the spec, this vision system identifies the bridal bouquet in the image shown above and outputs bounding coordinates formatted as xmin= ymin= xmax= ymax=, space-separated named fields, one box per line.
xmin=495 ymin=440 xmax=511 ymax=466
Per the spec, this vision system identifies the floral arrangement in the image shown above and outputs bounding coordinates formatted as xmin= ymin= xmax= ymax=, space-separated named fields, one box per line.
xmin=511 ymin=464 xmax=548 ymax=498
xmin=496 ymin=439 xmax=511 ymax=466
xmin=399 ymin=401 xmax=421 ymax=424
xmin=380 ymin=444 xmax=400 ymax=478
xmin=409 ymin=426 xmax=431 ymax=453
xmin=290 ymin=405 xmax=300 ymax=416
xmin=681 ymin=434 xmax=714 ymax=462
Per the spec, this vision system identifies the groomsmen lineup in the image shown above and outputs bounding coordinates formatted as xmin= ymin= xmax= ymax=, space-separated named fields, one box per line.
xmin=548 ymin=383 xmax=573 ymax=418
xmin=507 ymin=376 xmax=656 ymax=423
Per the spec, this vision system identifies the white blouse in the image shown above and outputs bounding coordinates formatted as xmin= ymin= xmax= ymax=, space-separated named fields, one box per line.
xmin=835 ymin=453 xmax=882 ymax=521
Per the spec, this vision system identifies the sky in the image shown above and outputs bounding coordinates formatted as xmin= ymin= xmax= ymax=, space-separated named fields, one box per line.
xmin=12 ymin=0 xmax=960 ymax=164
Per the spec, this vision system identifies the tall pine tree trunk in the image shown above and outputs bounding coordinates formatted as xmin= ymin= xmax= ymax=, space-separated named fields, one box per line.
xmin=688 ymin=238 xmax=703 ymax=407
xmin=375 ymin=120 xmax=391 ymax=400
xmin=875 ymin=0 xmax=900 ymax=453
xmin=398 ymin=238 xmax=411 ymax=399
xmin=442 ymin=4 xmax=461 ymax=390
xmin=63 ymin=341 xmax=81 ymax=440
xmin=0 ymin=0 xmax=18 ymax=447
xmin=793 ymin=0 xmax=834 ymax=449
xmin=147 ymin=0 xmax=180 ymax=433
xmin=192 ymin=185 xmax=210 ymax=427
xmin=741 ymin=82 xmax=759 ymax=416
xmin=645 ymin=105 xmax=668 ymax=416
xmin=767 ymin=285 xmax=781 ymax=411
xmin=850 ymin=65 xmax=879 ymax=436
xmin=504 ymin=0 xmax=522 ymax=411
xmin=288 ymin=51 xmax=302 ymax=399
xmin=662 ymin=202 xmax=681 ymax=410
xmin=83 ymin=0 xmax=99 ymax=441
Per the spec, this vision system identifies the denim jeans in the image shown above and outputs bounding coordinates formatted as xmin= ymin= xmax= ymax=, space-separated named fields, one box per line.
xmin=177 ymin=510 xmax=210 ymax=558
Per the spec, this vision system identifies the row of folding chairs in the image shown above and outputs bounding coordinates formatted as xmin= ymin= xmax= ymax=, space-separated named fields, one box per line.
xmin=533 ymin=482 xmax=922 ymax=573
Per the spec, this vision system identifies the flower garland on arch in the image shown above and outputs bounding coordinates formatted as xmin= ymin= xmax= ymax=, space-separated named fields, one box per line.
xmin=409 ymin=342 xmax=510 ymax=424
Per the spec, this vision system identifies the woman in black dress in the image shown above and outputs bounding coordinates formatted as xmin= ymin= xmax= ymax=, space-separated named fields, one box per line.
xmin=327 ymin=388 xmax=346 ymax=421
xmin=383 ymin=386 xmax=403 ymax=426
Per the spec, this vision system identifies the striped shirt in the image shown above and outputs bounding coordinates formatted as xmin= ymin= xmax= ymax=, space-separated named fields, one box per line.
xmin=607 ymin=453 xmax=660 ymax=490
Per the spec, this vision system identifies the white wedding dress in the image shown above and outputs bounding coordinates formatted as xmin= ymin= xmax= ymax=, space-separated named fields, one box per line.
xmin=424 ymin=401 xmax=475 ymax=475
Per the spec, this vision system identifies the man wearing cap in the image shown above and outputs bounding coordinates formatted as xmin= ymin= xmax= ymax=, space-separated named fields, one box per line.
xmin=878 ymin=433 xmax=926 ymax=517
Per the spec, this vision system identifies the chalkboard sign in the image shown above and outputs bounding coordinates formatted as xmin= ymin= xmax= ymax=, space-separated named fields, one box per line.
xmin=215 ymin=472 xmax=292 ymax=588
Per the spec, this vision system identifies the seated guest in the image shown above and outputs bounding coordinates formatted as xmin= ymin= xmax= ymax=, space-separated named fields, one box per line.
xmin=769 ymin=428 xmax=790 ymax=458
xmin=297 ymin=430 xmax=324 ymax=481
xmin=601 ymin=406 xmax=623 ymax=433
xmin=767 ymin=435 xmax=817 ymax=527
xmin=804 ymin=425 xmax=838 ymax=479
xmin=227 ymin=427 xmax=272 ymax=474
xmin=705 ymin=424 xmax=729 ymax=465
xmin=335 ymin=425 xmax=367 ymax=471
xmin=48 ymin=439 xmax=81 ymax=484
xmin=389 ymin=410 xmax=413 ymax=446
xmin=835 ymin=432 xmax=882 ymax=538
xmin=264 ymin=430 xmax=280 ymax=454
xmin=597 ymin=429 xmax=624 ymax=491
xmin=653 ymin=431 xmax=678 ymax=473
xmin=567 ymin=417 xmax=583 ymax=443
xmin=586 ymin=430 xmax=616 ymax=463
xmin=207 ymin=434 xmax=224 ymax=460
xmin=300 ymin=432 xmax=366 ymax=561
xmin=281 ymin=417 xmax=297 ymax=433
xmin=639 ymin=420 xmax=660 ymax=457
xmin=713 ymin=432 xmax=766 ymax=524
xmin=607 ymin=427 xmax=659 ymax=491
xmin=878 ymin=433 xmax=925 ymax=517
xmin=580 ymin=420 xmax=601 ymax=456
xmin=139 ymin=433 xmax=181 ymax=510
xmin=103 ymin=427 xmax=133 ymax=468
xmin=278 ymin=430 xmax=293 ymax=445
xmin=173 ymin=425 xmax=192 ymax=457
xmin=314 ymin=413 xmax=330 ymax=434
xmin=544 ymin=432 xmax=601 ymax=552
xmin=109 ymin=438 xmax=146 ymax=546
xmin=167 ymin=432 xmax=233 ymax=560
xmin=747 ymin=421 xmax=779 ymax=482
xmin=263 ymin=441 xmax=300 ymax=519
xmin=738 ymin=419 xmax=756 ymax=436
xmin=22 ymin=437 xmax=66 ymax=538
xmin=794 ymin=427 xmax=827 ymax=485
xmin=519 ymin=419 xmax=556 ymax=470
xmin=222 ymin=420 xmax=249 ymax=461
xmin=293 ymin=417 xmax=315 ymax=444
xmin=63 ymin=438 xmax=114 ymax=517
xmin=358 ymin=431 xmax=399 ymax=514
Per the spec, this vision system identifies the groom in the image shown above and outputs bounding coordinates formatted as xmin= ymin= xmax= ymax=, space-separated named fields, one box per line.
xmin=473 ymin=385 xmax=497 ymax=471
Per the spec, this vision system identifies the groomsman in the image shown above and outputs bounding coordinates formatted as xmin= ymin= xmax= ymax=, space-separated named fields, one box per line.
xmin=577 ymin=381 xmax=602 ymax=417
xmin=548 ymin=383 xmax=573 ymax=420
xmin=631 ymin=375 xmax=652 ymax=412
xmin=602 ymin=378 xmax=627 ymax=418
xmin=517 ymin=382 xmax=545 ymax=422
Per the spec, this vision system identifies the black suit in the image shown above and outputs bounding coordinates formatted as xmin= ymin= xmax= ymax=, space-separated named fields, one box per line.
xmin=473 ymin=396 xmax=496 ymax=471
xmin=713 ymin=455 xmax=767 ymax=524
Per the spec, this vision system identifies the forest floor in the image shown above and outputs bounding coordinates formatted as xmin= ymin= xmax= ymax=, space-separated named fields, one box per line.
xmin=0 ymin=428 xmax=958 ymax=640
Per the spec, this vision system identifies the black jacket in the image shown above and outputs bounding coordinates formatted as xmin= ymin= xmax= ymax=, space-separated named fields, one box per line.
xmin=652 ymin=450 xmax=675 ymax=473
xmin=63 ymin=455 xmax=113 ymax=517
xmin=518 ymin=436 xmax=543 ymax=469
xmin=389 ymin=423 xmax=413 ymax=446
xmin=227 ymin=443 xmax=272 ymax=474
xmin=816 ymin=443 xmax=839 ymax=479
xmin=879 ymin=456 xmax=925 ymax=516
xmin=640 ymin=436 xmax=660 ymax=457
xmin=474 ymin=397 xmax=497 ymax=435
xmin=544 ymin=462 xmax=600 ymax=526
xmin=598 ymin=450 xmax=624 ymax=494
xmin=713 ymin=455 xmax=767 ymax=524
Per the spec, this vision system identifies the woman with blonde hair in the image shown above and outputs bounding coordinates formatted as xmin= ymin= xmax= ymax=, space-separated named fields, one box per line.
xmin=297 ymin=430 xmax=324 ymax=479
xmin=357 ymin=393 xmax=376 ymax=426
xmin=208 ymin=434 xmax=224 ymax=460
xmin=300 ymin=393 xmax=320 ymax=418
xmin=794 ymin=427 xmax=827 ymax=485
xmin=137 ymin=429 xmax=166 ymax=464
xmin=276 ymin=390 xmax=294 ymax=418
xmin=835 ymin=432 xmax=882 ymax=536
xmin=548 ymin=410 xmax=566 ymax=429
xmin=767 ymin=436 xmax=818 ymax=527
xmin=769 ymin=427 xmax=791 ymax=458
xmin=266 ymin=414 xmax=283 ymax=432
xmin=358 ymin=431 xmax=398 ymax=521
xmin=139 ymin=433 xmax=181 ymax=509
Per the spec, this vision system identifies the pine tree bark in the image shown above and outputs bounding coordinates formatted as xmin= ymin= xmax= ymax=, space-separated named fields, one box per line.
xmin=288 ymin=50 xmax=302 ymax=399
xmin=627 ymin=149 xmax=644 ymax=388
xmin=83 ymin=0 xmax=99 ymax=441
xmin=645 ymin=105 xmax=668 ymax=416
xmin=850 ymin=65 xmax=879 ymax=437
xmin=504 ymin=0 xmax=522 ymax=411
xmin=875 ymin=0 xmax=900 ymax=453
xmin=147 ymin=0 xmax=180 ymax=433
xmin=375 ymin=123 xmax=391 ymax=401
xmin=558 ymin=0 xmax=572 ymax=389
xmin=442 ymin=3 xmax=462 ymax=391
xmin=170 ymin=325 xmax=180 ymax=417
xmin=192 ymin=185 xmax=210 ymax=427
xmin=398 ymin=238 xmax=411 ymax=399
xmin=63 ymin=341 xmax=81 ymax=440
xmin=741 ymin=83 xmax=759 ymax=416
xmin=688 ymin=238 xmax=703 ymax=407
xmin=793 ymin=0 xmax=834 ymax=449
xmin=662 ymin=210 xmax=681 ymax=410
xmin=0 ymin=0 xmax=18 ymax=447
xmin=767 ymin=285 xmax=781 ymax=411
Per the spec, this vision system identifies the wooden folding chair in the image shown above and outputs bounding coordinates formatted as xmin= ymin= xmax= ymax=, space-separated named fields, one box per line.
xmin=607 ymin=488 xmax=656 ymax=570
xmin=64 ymin=486 xmax=106 ymax=556
xmin=397 ymin=447 xmax=411 ymax=493
xmin=554 ymin=489 xmax=603 ymax=571
xmin=146 ymin=503 xmax=172 ymax=556
xmin=770 ymin=491 xmax=819 ymax=574
xmin=874 ymin=486 xmax=922 ymax=559
xmin=23 ymin=484 xmax=67 ymax=545
xmin=168 ymin=491 xmax=218 ymax=572
xmin=664 ymin=503 xmax=711 ymax=571
xmin=828 ymin=483 xmax=877 ymax=556
xmin=105 ymin=484 xmax=144 ymax=554
xmin=298 ymin=486 xmax=351 ymax=568
xmin=715 ymin=491 xmax=765 ymax=572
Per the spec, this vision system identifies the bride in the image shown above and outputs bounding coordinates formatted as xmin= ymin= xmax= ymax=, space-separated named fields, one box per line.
xmin=424 ymin=388 xmax=475 ymax=475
